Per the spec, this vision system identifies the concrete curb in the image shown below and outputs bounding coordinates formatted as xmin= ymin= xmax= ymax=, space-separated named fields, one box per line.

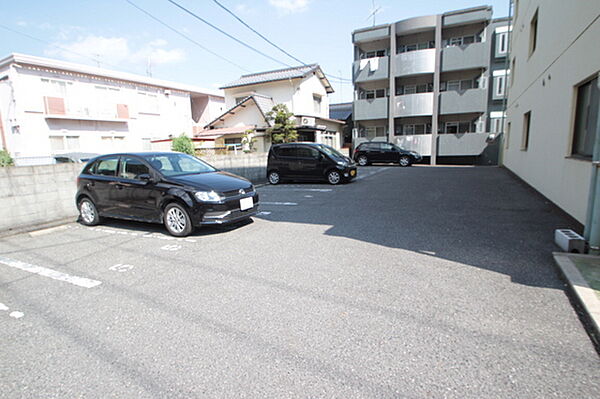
xmin=553 ymin=252 xmax=600 ymax=347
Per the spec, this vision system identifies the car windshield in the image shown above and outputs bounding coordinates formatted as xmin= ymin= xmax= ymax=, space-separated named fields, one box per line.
xmin=316 ymin=144 xmax=345 ymax=159
xmin=392 ymin=144 xmax=407 ymax=151
xmin=144 ymin=153 xmax=216 ymax=177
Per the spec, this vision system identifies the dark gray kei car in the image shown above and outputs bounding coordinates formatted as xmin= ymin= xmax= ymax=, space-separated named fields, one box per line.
xmin=75 ymin=152 xmax=259 ymax=237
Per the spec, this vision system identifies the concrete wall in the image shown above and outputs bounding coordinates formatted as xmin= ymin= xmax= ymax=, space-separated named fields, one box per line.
xmin=394 ymin=49 xmax=436 ymax=76
xmin=354 ymin=98 xmax=388 ymax=120
xmin=0 ymin=153 xmax=268 ymax=232
xmin=353 ymin=26 xmax=390 ymax=43
xmin=503 ymin=0 xmax=600 ymax=223
xmin=394 ymin=93 xmax=434 ymax=117
xmin=439 ymin=88 xmax=487 ymax=114
xmin=441 ymin=42 xmax=488 ymax=71
xmin=353 ymin=57 xmax=390 ymax=83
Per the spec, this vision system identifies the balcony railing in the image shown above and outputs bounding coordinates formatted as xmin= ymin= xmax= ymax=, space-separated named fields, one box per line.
xmin=353 ymin=57 xmax=389 ymax=83
xmin=394 ymin=48 xmax=435 ymax=77
xmin=441 ymin=42 xmax=487 ymax=71
xmin=393 ymin=92 xmax=434 ymax=117
xmin=439 ymin=88 xmax=487 ymax=115
xmin=353 ymin=98 xmax=388 ymax=121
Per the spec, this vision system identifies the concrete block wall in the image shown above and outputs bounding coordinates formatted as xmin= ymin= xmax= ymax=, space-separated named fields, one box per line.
xmin=0 ymin=153 xmax=268 ymax=233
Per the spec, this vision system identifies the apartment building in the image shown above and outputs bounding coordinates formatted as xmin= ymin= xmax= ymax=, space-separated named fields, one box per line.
xmin=199 ymin=64 xmax=344 ymax=152
xmin=352 ymin=6 xmax=510 ymax=164
xmin=503 ymin=1 xmax=600 ymax=241
xmin=0 ymin=53 xmax=224 ymax=165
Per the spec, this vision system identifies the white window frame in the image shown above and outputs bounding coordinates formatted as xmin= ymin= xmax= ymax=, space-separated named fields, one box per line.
xmin=497 ymin=32 xmax=508 ymax=55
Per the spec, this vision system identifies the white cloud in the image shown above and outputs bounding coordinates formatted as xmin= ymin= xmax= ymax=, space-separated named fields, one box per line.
xmin=45 ymin=35 xmax=185 ymax=69
xmin=268 ymin=0 xmax=309 ymax=14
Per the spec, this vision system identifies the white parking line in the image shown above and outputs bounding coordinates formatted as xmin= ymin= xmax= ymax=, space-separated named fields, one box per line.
xmin=0 ymin=256 xmax=102 ymax=288
xmin=292 ymin=188 xmax=332 ymax=192
xmin=0 ymin=303 xmax=8 ymax=311
xmin=355 ymin=167 xmax=390 ymax=181
xmin=261 ymin=202 xmax=298 ymax=206
xmin=29 ymin=225 xmax=68 ymax=237
xmin=9 ymin=311 xmax=24 ymax=319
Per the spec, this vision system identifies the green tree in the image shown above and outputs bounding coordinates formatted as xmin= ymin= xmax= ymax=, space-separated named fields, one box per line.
xmin=171 ymin=134 xmax=195 ymax=155
xmin=241 ymin=129 xmax=257 ymax=152
xmin=266 ymin=104 xmax=297 ymax=144
xmin=0 ymin=149 xmax=14 ymax=167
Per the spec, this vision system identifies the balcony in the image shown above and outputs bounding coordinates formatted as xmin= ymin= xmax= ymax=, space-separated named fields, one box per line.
xmin=394 ymin=49 xmax=435 ymax=77
xmin=441 ymin=42 xmax=488 ymax=71
xmin=439 ymin=88 xmax=487 ymax=115
xmin=394 ymin=132 xmax=492 ymax=156
xmin=393 ymin=93 xmax=434 ymax=117
xmin=354 ymin=98 xmax=388 ymax=121
xmin=353 ymin=26 xmax=390 ymax=43
xmin=353 ymin=57 xmax=389 ymax=83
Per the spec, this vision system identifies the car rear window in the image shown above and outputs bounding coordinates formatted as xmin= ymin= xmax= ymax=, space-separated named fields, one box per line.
xmin=95 ymin=157 xmax=119 ymax=176
xmin=276 ymin=147 xmax=299 ymax=158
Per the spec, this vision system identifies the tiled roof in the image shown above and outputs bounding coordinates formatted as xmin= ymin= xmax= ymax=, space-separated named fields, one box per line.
xmin=329 ymin=103 xmax=352 ymax=121
xmin=220 ymin=64 xmax=333 ymax=93
xmin=204 ymin=94 xmax=275 ymax=129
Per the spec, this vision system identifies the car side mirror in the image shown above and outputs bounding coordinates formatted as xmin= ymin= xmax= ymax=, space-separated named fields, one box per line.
xmin=138 ymin=173 xmax=153 ymax=183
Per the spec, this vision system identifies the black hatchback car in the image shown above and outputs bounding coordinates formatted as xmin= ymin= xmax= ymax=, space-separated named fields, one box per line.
xmin=267 ymin=143 xmax=357 ymax=185
xmin=353 ymin=142 xmax=422 ymax=167
xmin=76 ymin=152 xmax=259 ymax=237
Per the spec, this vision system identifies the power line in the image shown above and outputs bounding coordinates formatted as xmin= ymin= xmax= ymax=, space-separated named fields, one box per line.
xmin=211 ymin=0 xmax=304 ymax=65
xmin=125 ymin=0 xmax=249 ymax=72
xmin=0 ymin=23 xmax=137 ymax=74
xmin=209 ymin=0 xmax=353 ymax=84
xmin=167 ymin=0 xmax=291 ymax=68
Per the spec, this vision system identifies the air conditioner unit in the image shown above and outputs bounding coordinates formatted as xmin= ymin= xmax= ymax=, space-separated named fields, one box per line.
xmin=554 ymin=229 xmax=585 ymax=253
xmin=301 ymin=117 xmax=315 ymax=126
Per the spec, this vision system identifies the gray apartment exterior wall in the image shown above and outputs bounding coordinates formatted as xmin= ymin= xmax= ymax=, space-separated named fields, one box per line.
xmin=351 ymin=6 xmax=509 ymax=163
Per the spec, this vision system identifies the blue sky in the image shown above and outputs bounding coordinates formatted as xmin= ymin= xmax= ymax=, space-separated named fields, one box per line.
xmin=1 ymin=0 xmax=509 ymax=102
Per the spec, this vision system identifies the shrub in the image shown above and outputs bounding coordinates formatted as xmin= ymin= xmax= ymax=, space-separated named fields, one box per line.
xmin=171 ymin=134 xmax=195 ymax=155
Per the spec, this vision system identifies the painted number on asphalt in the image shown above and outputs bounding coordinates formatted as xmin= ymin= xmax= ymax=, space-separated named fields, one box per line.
xmin=109 ymin=264 xmax=134 ymax=273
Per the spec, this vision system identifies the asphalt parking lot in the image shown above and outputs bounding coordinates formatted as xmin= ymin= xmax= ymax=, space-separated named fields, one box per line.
xmin=1 ymin=165 xmax=599 ymax=398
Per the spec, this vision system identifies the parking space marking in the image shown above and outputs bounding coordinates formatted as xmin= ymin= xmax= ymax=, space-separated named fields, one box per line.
xmin=9 ymin=311 xmax=24 ymax=319
xmin=257 ymin=211 xmax=272 ymax=216
xmin=109 ymin=263 xmax=134 ymax=273
xmin=304 ymin=195 xmax=313 ymax=198
xmin=67 ymin=225 xmax=196 ymax=243
xmin=355 ymin=167 xmax=390 ymax=181
xmin=292 ymin=188 xmax=332 ymax=192
xmin=0 ymin=256 xmax=102 ymax=289
xmin=0 ymin=303 xmax=8 ymax=311
xmin=261 ymin=202 xmax=298 ymax=206
xmin=160 ymin=244 xmax=181 ymax=251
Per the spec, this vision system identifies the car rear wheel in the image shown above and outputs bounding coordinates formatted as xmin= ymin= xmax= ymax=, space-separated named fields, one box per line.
xmin=327 ymin=170 xmax=341 ymax=185
xmin=268 ymin=171 xmax=280 ymax=185
xmin=78 ymin=198 xmax=100 ymax=226
xmin=357 ymin=155 xmax=368 ymax=166
xmin=399 ymin=155 xmax=411 ymax=167
xmin=163 ymin=203 xmax=193 ymax=237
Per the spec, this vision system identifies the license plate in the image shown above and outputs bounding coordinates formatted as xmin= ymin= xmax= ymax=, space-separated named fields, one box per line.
xmin=350 ymin=169 xmax=356 ymax=177
xmin=240 ymin=197 xmax=253 ymax=211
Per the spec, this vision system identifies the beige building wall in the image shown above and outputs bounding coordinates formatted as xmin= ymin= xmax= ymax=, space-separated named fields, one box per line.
xmin=503 ymin=0 xmax=600 ymax=223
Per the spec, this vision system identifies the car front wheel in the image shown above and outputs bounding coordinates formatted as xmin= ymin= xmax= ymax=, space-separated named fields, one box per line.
xmin=78 ymin=198 xmax=100 ymax=226
xmin=357 ymin=155 xmax=368 ymax=166
xmin=399 ymin=155 xmax=411 ymax=167
xmin=163 ymin=203 xmax=193 ymax=237
xmin=327 ymin=170 xmax=342 ymax=185
xmin=268 ymin=171 xmax=280 ymax=185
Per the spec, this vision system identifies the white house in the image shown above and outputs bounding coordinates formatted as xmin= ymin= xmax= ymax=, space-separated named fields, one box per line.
xmin=197 ymin=64 xmax=345 ymax=152
xmin=503 ymin=0 xmax=600 ymax=242
xmin=0 ymin=53 xmax=224 ymax=165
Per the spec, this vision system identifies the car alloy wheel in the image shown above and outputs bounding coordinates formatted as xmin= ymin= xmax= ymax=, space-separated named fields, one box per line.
xmin=357 ymin=155 xmax=368 ymax=166
xmin=327 ymin=170 xmax=341 ymax=185
xmin=79 ymin=198 xmax=99 ymax=226
xmin=164 ymin=203 xmax=192 ymax=237
xmin=268 ymin=171 xmax=280 ymax=185
xmin=399 ymin=156 xmax=411 ymax=167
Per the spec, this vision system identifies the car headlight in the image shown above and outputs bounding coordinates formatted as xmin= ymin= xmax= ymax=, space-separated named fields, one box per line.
xmin=195 ymin=190 xmax=223 ymax=202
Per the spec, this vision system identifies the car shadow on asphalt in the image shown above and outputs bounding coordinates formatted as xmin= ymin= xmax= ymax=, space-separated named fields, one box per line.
xmin=88 ymin=217 xmax=254 ymax=237
xmin=257 ymin=166 xmax=583 ymax=290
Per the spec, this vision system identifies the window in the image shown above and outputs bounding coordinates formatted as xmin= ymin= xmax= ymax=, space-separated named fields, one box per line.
xmin=95 ymin=157 xmax=119 ymax=177
xmin=235 ymin=96 xmax=247 ymax=104
xmin=495 ymin=75 xmax=506 ymax=97
xmin=446 ymin=81 xmax=460 ymax=91
xmin=497 ymin=32 xmax=508 ymax=55
xmin=505 ymin=122 xmax=511 ymax=149
xmin=138 ymin=92 xmax=159 ymax=114
xmin=511 ymin=58 xmax=516 ymax=87
xmin=362 ymin=49 xmax=386 ymax=59
xmin=445 ymin=122 xmax=459 ymax=134
xmin=461 ymin=79 xmax=474 ymax=90
xmin=375 ymin=89 xmax=386 ymax=98
xmin=491 ymin=118 xmax=502 ymax=133
xmin=120 ymin=157 xmax=150 ymax=180
xmin=458 ymin=122 xmax=472 ymax=133
xmin=404 ymin=85 xmax=416 ymax=94
xmin=529 ymin=9 xmax=538 ymax=56
xmin=49 ymin=135 xmax=79 ymax=151
xmin=277 ymin=147 xmax=299 ymax=157
xmin=521 ymin=111 xmax=531 ymax=150
xmin=572 ymin=76 xmax=599 ymax=158
xmin=313 ymin=94 xmax=322 ymax=114
xmin=405 ymin=44 xmax=417 ymax=52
